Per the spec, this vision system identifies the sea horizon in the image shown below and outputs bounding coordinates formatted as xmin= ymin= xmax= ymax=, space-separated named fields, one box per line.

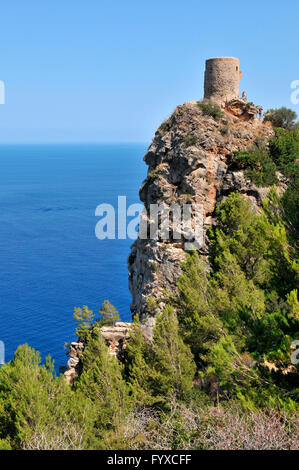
xmin=0 ymin=141 xmax=150 ymax=147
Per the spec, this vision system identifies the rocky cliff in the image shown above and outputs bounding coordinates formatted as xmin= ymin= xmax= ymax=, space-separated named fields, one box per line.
xmin=128 ymin=99 xmax=274 ymax=323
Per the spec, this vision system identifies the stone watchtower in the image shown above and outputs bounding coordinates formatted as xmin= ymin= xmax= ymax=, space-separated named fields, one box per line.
xmin=204 ymin=57 xmax=242 ymax=105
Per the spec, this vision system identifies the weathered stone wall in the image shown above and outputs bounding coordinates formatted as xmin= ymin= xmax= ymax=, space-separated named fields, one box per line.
xmin=204 ymin=57 xmax=242 ymax=104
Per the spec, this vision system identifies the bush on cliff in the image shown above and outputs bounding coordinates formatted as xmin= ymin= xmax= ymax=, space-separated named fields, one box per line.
xmin=269 ymin=127 xmax=299 ymax=169
xmin=197 ymin=102 xmax=223 ymax=120
xmin=267 ymin=127 xmax=299 ymax=240
xmin=231 ymin=125 xmax=299 ymax=197
xmin=176 ymin=252 xmax=224 ymax=365
xmin=282 ymin=168 xmax=299 ymax=240
xmin=231 ymin=140 xmax=277 ymax=187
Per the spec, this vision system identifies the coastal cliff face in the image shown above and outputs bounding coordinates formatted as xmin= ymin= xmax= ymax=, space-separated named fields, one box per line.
xmin=128 ymin=99 xmax=274 ymax=321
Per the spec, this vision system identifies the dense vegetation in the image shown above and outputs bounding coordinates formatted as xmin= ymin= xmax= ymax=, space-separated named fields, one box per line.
xmin=177 ymin=192 xmax=298 ymax=407
xmin=231 ymin=108 xmax=299 ymax=243
xmin=0 ymin=108 xmax=298 ymax=450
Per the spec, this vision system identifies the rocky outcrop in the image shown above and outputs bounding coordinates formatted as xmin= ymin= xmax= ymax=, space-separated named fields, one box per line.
xmin=225 ymin=98 xmax=259 ymax=121
xmin=64 ymin=323 xmax=132 ymax=385
xmin=128 ymin=99 xmax=274 ymax=321
xmin=64 ymin=341 xmax=84 ymax=386
xmin=100 ymin=322 xmax=131 ymax=357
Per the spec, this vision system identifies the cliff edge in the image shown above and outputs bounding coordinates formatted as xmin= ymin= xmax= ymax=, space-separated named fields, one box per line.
xmin=128 ymin=99 xmax=274 ymax=322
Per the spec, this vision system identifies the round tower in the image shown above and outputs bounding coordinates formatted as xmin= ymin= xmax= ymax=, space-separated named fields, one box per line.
xmin=204 ymin=57 xmax=242 ymax=104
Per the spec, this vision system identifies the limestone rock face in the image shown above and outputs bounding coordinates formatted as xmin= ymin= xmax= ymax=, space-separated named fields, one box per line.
xmin=225 ymin=98 xmax=259 ymax=120
xmin=100 ymin=322 xmax=131 ymax=357
xmin=128 ymin=100 xmax=274 ymax=321
xmin=64 ymin=341 xmax=84 ymax=386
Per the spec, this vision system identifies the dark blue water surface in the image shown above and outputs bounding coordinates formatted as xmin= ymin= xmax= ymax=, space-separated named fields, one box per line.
xmin=0 ymin=143 xmax=147 ymax=368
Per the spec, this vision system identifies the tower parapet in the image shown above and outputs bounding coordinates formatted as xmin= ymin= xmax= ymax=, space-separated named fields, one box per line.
xmin=204 ymin=57 xmax=242 ymax=104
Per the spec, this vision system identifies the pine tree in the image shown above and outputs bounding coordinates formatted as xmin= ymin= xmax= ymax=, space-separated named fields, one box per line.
xmin=176 ymin=251 xmax=224 ymax=362
xmin=127 ymin=309 xmax=196 ymax=403
xmin=98 ymin=300 xmax=120 ymax=326
xmin=75 ymin=325 xmax=131 ymax=430
xmin=73 ymin=305 xmax=95 ymax=341
xmin=151 ymin=306 xmax=196 ymax=400
xmin=126 ymin=316 xmax=156 ymax=405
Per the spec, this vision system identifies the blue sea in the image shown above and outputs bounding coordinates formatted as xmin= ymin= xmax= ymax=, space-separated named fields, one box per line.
xmin=0 ymin=143 xmax=147 ymax=369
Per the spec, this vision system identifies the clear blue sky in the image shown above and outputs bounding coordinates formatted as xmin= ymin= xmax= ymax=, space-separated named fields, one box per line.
xmin=0 ymin=0 xmax=298 ymax=143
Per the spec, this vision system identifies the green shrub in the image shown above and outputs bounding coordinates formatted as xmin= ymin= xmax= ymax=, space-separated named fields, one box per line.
xmin=126 ymin=308 xmax=196 ymax=407
xmin=146 ymin=296 xmax=158 ymax=312
xmin=282 ymin=163 xmax=299 ymax=238
xmin=159 ymin=120 xmax=171 ymax=133
xmin=98 ymin=300 xmax=119 ymax=326
xmin=197 ymin=102 xmax=223 ymax=120
xmin=176 ymin=192 xmax=298 ymax=405
xmin=266 ymin=127 xmax=299 ymax=240
xmin=269 ymin=127 xmax=299 ymax=170
xmin=231 ymin=140 xmax=277 ymax=187
xmin=182 ymin=135 xmax=198 ymax=147
xmin=151 ymin=306 xmax=196 ymax=400
xmin=150 ymin=261 xmax=158 ymax=272
xmin=147 ymin=169 xmax=160 ymax=183
xmin=0 ymin=345 xmax=96 ymax=450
